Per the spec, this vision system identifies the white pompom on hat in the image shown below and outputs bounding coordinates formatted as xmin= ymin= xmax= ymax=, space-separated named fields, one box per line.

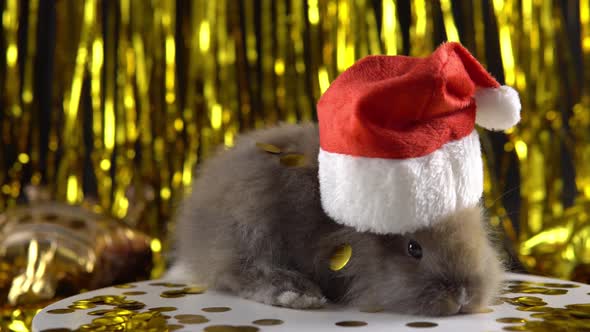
xmin=474 ymin=85 xmax=521 ymax=131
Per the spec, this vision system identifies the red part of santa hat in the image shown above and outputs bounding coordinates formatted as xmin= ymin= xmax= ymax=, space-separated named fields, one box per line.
xmin=316 ymin=42 xmax=521 ymax=235
xmin=318 ymin=42 xmax=520 ymax=159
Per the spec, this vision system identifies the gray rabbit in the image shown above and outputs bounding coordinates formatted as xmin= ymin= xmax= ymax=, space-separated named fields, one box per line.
xmin=168 ymin=123 xmax=504 ymax=316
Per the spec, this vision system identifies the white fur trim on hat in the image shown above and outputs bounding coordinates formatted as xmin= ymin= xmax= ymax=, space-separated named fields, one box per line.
xmin=474 ymin=85 xmax=521 ymax=131
xmin=318 ymin=130 xmax=483 ymax=234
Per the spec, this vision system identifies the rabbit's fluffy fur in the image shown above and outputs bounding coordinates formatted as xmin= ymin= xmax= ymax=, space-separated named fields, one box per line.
xmin=169 ymin=123 xmax=504 ymax=316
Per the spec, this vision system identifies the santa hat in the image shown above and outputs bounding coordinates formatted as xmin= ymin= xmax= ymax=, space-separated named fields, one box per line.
xmin=317 ymin=42 xmax=521 ymax=234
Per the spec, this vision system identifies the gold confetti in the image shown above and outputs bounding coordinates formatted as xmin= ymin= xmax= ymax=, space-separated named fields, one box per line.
xmin=405 ymin=322 xmax=438 ymax=328
xmin=515 ymin=306 xmax=553 ymax=312
xmin=330 ymin=244 xmax=352 ymax=271
xmin=47 ymin=308 xmax=75 ymax=314
xmin=115 ymin=300 xmax=146 ymax=310
xmin=176 ymin=314 xmax=210 ymax=324
xmin=163 ymin=283 xmax=187 ymax=288
xmin=77 ymin=324 xmax=96 ymax=331
xmin=105 ymin=309 xmax=135 ymax=317
xmin=57 ymin=291 xmax=160 ymax=332
xmin=256 ymin=142 xmax=282 ymax=154
xmin=147 ymin=306 xmax=178 ymax=312
xmin=202 ymin=307 xmax=232 ymax=313
xmin=167 ymin=324 xmax=184 ymax=331
xmin=203 ymin=326 xmax=237 ymax=332
xmin=279 ymin=154 xmax=307 ymax=167
xmin=129 ymin=311 xmax=160 ymax=320
xmin=518 ymin=287 xmax=551 ymax=294
xmin=235 ymin=328 xmax=260 ymax=332
xmin=567 ymin=310 xmax=590 ymax=318
xmin=474 ymin=307 xmax=494 ymax=313
xmin=503 ymin=280 xmax=577 ymax=296
xmin=92 ymin=316 xmax=126 ymax=325
xmin=87 ymin=295 xmax=127 ymax=305
xmin=68 ymin=303 xmax=97 ymax=310
xmin=252 ymin=319 xmax=283 ymax=325
xmin=516 ymin=296 xmax=544 ymax=301
xmin=500 ymin=297 xmax=521 ymax=306
xmin=514 ymin=296 xmax=547 ymax=306
xmin=335 ymin=321 xmax=368 ymax=327
xmin=149 ymin=282 xmax=187 ymax=288
xmin=536 ymin=282 xmax=579 ymax=288
xmin=496 ymin=317 xmax=527 ymax=324
xmin=566 ymin=303 xmax=590 ymax=311
xmin=113 ymin=284 xmax=136 ymax=289
xmin=122 ymin=291 xmax=147 ymax=295
xmin=544 ymin=289 xmax=568 ymax=295
xmin=530 ymin=311 xmax=571 ymax=320
xmin=182 ymin=286 xmax=207 ymax=294
xmin=87 ymin=309 xmax=113 ymax=316
xmin=160 ymin=289 xmax=187 ymax=298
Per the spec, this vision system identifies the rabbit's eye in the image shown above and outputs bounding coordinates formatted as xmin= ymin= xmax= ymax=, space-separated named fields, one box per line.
xmin=407 ymin=240 xmax=423 ymax=259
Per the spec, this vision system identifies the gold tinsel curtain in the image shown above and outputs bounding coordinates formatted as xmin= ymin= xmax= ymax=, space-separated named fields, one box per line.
xmin=1 ymin=0 xmax=589 ymax=281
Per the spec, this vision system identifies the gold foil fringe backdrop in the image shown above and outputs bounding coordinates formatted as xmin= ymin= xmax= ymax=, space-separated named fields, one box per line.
xmin=1 ymin=0 xmax=589 ymax=280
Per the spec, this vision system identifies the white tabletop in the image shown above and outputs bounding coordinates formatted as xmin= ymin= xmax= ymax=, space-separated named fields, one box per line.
xmin=33 ymin=272 xmax=590 ymax=331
